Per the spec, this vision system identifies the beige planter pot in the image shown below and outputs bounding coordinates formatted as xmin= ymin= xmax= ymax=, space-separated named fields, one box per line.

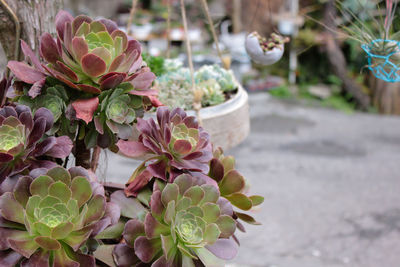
xmin=193 ymin=85 xmax=250 ymax=150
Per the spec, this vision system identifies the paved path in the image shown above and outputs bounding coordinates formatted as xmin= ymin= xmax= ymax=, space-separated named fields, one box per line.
xmin=102 ymin=93 xmax=400 ymax=267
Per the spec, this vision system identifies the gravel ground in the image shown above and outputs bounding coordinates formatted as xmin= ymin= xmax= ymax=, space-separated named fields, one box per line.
xmin=101 ymin=92 xmax=400 ymax=267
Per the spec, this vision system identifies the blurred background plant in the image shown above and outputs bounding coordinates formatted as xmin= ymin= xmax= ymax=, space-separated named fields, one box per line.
xmin=1 ymin=0 xmax=400 ymax=114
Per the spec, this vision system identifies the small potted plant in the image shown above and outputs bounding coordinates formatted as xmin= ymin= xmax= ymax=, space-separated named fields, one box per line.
xmin=245 ymin=31 xmax=290 ymax=65
xmin=0 ymin=10 xmax=263 ymax=267
xmin=147 ymin=58 xmax=250 ymax=150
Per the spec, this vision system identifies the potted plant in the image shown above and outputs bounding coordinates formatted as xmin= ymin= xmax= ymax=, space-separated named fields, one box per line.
xmin=145 ymin=57 xmax=250 ymax=150
xmin=339 ymin=0 xmax=400 ymax=82
xmin=245 ymin=31 xmax=290 ymax=66
xmin=0 ymin=10 xmax=263 ymax=267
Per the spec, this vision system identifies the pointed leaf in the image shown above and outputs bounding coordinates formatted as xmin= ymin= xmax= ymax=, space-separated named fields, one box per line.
xmin=72 ymin=97 xmax=99 ymax=124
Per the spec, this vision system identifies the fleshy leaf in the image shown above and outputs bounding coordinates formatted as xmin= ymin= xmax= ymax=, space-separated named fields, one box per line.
xmin=72 ymin=97 xmax=99 ymax=124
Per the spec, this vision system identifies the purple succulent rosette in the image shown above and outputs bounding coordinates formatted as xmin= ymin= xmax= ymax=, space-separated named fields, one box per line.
xmin=0 ymin=166 xmax=120 ymax=267
xmin=7 ymin=10 xmax=159 ymax=126
xmin=117 ymin=107 xmax=213 ymax=196
xmin=0 ymin=104 xmax=72 ymax=182
xmin=112 ymin=174 xmax=238 ymax=266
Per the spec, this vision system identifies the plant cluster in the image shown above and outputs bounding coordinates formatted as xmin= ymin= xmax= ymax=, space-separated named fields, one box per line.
xmin=7 ymin=10 xmax=160 ymax=150
xmin=251 ymin=31 xmax=290 ymax=52
xmin=0 ymin=9 xmax=262 ymax=267
xmin=154 ymin=60 xmax=238 ymax=110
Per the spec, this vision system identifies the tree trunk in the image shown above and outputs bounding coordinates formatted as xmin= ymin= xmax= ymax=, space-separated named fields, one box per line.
xmin=0 ymin=0 xmax=62 ymax=60
xmin=323 ymin=0 xmax=370 ymax=110
xmin=369 ymin=74 xmax=400 ymax=114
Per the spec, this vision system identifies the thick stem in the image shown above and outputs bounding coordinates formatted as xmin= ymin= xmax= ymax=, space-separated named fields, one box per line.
xmin=75 ymin=138 xmax=91 ymax=169
xmin=91 ymin=146 xmax=101 ymax=172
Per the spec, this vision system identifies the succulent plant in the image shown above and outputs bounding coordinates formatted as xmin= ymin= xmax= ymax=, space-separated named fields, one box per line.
xmin=18 ymin=84 xmax=71 ymax=132
xmin=8 ymin=10 xmax=155 ymax=95
xmin=252 ymin=32 xmax=289 ymax=52
xmin=117 ymin=107 xmax=213 ymax=196
xmin=155 ymin=67 xmax=194 ymax=110
xmin=0 ymin=105 xmax=72 ymax=182
xmin=0 ymin=166 xmax=119 ymax=266
xmin=195 ymin=64 xmax=237 ymax=92
xmin=113 ymin=174 xmax=238 ymax=266
xmin=198 ymin=79 xmax=225 ymax=107
xmin=209 ymin=147 xmax=264 ymax=225
xmin=142 ymin=53 xmax=166 ymax=77
xmin=91 ymin=85 xmax=144 ymax=148
xmin=7 ymin=10 xmax=160 ymax=128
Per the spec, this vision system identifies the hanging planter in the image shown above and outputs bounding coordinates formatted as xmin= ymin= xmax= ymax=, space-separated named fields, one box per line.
xmin=362 ymin=39 xmax=400 ymax=83
xmin=245 ymin=31 xmax=289 ymax=65
xmin=337 ymin=0 xmax=400 ymax=83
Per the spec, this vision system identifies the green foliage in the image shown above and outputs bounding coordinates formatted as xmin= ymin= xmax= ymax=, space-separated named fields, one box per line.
xmin=142 ymin=53 xmax=166 ymax=77
xmin=155 ymin=60 xmax=238 ymax=110
xmin=268 ymin=85 xmax=293 ymax=98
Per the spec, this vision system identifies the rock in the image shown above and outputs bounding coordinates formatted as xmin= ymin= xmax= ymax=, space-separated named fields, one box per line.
xmin=308 ymin=84 xmax=332 ymax=99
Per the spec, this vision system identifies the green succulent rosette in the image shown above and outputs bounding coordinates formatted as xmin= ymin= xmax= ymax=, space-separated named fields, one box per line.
xmin=18 ymin=84 xmax=79 ymax=137
xmin=198 ymin=79 xmax=225 ymax=107
xmin=0 ymin=105 xmax=73 ymax=183
xmin=0 ymin=166 xmax=118 ymax=267
xmin=195 ymin=65 xmax=237 ymax=92
xmin=90 ymin=85 xmax=144 ymax=149
xmin=209 ymin=147 xmax=264 ymax=225
xmin=113 ymin=174 xmax=238 ymax=266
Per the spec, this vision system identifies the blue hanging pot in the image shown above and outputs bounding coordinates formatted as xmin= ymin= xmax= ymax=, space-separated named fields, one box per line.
xmin=362 ymin=39 xmax=400 ymax=83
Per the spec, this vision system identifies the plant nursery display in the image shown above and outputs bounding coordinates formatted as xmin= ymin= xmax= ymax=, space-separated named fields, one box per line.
xmin=0 ymin=9 xmax=263 ymax=267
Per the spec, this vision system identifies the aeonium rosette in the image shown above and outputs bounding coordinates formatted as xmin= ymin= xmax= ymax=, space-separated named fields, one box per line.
xmin=0 ymin=166 xmax=120 ymax=267
xmin=0 ymin=104 xmax=72 ymax=182
xmin=7 ymin=10 xmax=160 ymax=132
xmin=113 ymin=174 xmax=238 ymax=266
xmin=117 ymin=107 xmax=213 ymax=196
xmin=7 ymin=10 xmax=156 ymax=95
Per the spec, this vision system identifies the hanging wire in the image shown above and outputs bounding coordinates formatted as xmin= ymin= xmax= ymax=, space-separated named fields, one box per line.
xmin=200 ymin=0 xmax=227 ymax=68
xmin=248 ymin=0 xmax=261 ymax=32
xmin=166 ymin=0 xmax=172 ymax=58
xmin=127 ymin=0 xmax=139 ymax=35
xmin=179 ymin=0 xmax=203 ymax=126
